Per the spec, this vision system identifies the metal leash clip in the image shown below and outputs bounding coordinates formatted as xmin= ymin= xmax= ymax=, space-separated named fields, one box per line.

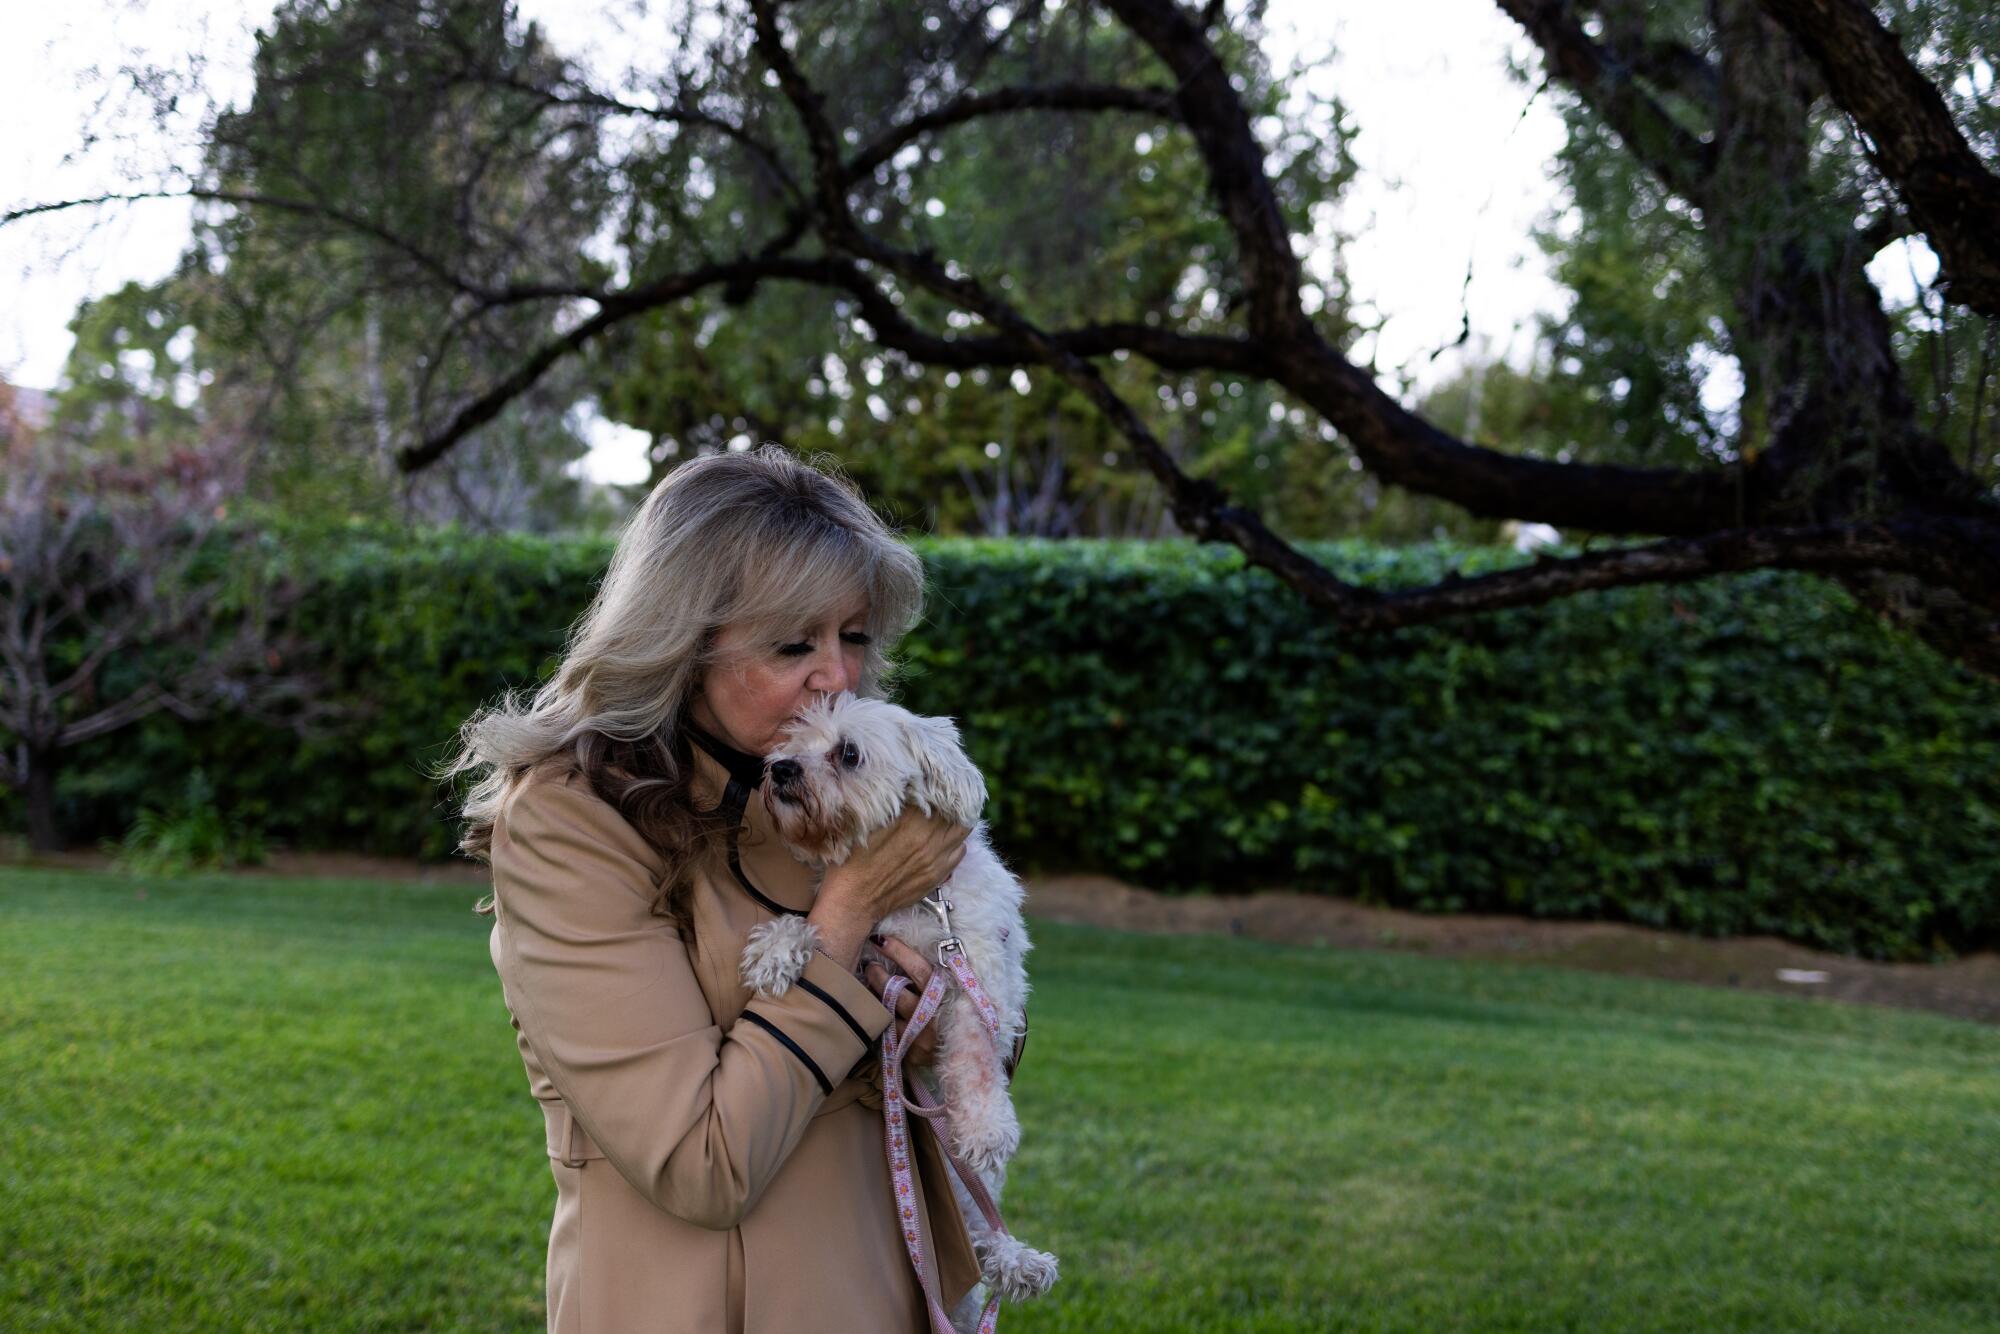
xmin=922 ymin=890 xmax=966 ymax=967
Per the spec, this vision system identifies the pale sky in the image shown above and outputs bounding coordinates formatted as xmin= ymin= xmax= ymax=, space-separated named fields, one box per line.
xmin=0 ymin=0 xmax=1931 ymax=485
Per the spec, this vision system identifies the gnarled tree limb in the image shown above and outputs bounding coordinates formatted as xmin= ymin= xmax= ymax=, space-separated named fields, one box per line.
xmin=1490 ymin=0 xmax=1718 ymax=206
xmin=1753 ymin=0 xmax=2000 ymax=318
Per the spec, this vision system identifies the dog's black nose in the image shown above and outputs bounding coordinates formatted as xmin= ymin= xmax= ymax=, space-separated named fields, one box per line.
xmin=769 ymin=759 xmax=801 ymax=786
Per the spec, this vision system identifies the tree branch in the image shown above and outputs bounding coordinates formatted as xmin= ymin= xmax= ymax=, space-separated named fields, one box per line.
xmin=39 ymin=5 xmax=1746 ymax=549
xmin=1753 ymin=0 xmax=2000 ymax=318
xmin=844 ymin=83 xmax=1179 ymax=181
xmin=741 ymin=1 xmax=1890 ymax=623
xmin=386 ymin=0 xmax=1796 ymax=550
xmin=1104 ymin=0 xmax=1748 ymax=535
xmin=1490 ymin=0 xmax=1718 ymax=206
xmin=2 ymin=191 xmax=594 ymax=308
xmin=749 ymin=0 xmax=1378 ymax=610
xmin=1282 ymin=339 xmax=1748 ymax=534
xmin=56 ymin=682 xmax=173 ymax=748
xmin=1337 ymin=515 xmax=1996 ymax=631
xmin=399 ymin=253 xmax=856 ymax=471
xmin=455 ymin=72 xmax=809 ymax=211
xmin=1100 ymin=0 xmax=1311 ymax=344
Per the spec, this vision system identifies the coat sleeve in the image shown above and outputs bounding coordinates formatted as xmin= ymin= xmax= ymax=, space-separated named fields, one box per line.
xmin=489 ymin=773 xmax=893 ymax=1231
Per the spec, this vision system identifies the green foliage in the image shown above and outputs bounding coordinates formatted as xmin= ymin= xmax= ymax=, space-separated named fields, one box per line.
xmin=187 ymin=0 xmax=611 ymax=528
xmin=586 ymin=1 xmax=1374 ymax=538
xmin=4 ymin=869 xmax=1997 ymax=1331
xmin=100 ymin=769 xmax=266 ymax=877
xmin=49 ymin=278 xmax=209 ymax=457
xmin=12 ymin=529 xmax=1998 ymax=960
xmin=1527 ymin=106 xmax=1738 ymax=467
xmin=900 ymin=539 xmax=2000 ymax=961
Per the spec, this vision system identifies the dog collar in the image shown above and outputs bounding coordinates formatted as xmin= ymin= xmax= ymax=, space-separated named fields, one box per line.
xmin=685 ymin=719 xmax=806 ymax=919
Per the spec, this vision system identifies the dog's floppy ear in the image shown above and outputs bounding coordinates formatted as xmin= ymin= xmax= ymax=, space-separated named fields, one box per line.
xmin=902 ymin=714 xmax=987 ymax=825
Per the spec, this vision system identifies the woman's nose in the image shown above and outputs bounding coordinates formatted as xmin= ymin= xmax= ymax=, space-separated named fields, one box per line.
xmin=807 ymin=645 xmax=857 ymax=693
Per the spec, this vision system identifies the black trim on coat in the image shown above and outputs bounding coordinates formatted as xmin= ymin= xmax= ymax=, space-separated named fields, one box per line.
xmin=797 ymin=977 xmax=873 ymax=1050
xmin=727 ymin=843 xmax=806 ymax=917
xmin=739 ymin=1010 xmax=832 ymax=1095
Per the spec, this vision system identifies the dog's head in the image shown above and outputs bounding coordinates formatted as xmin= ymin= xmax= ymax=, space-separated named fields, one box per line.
xmin=760 ymin=692 xmax=987 ymax=867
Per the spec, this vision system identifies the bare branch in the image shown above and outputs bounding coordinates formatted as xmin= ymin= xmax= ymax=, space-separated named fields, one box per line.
xmin=2 ymin=191 xmax=593 ymax=307
xmin=845 ymin=83 xmax=1179 ymax=181
xmin=1100 ymin=0 xmax=1312 ymax=343
xmin=1489 ymin=0 xmax=1718 ymax=205
xmin=1100 ymin=0 xmax=1748 ymax=535
xmin=47 ymin=0 xmax=1984 ymax=665
xmin=55 ymin=682 xmax=173 ymax=748
xmin=1754 ymin=0 xmax=2000 ymax=318
xmin=40 ymin=1 xmax=1750 ymax=552
xmin=399 ymin=254 xmax=868 ymax=470
xmin=1282 ymin=339 xmax=1749 ymax=535
xmin=1332 ymin=516 xmax=1996 ymax=631
xmin=398 ymin=246 xmax=1277 ymax=471
xmin=750 ymin=0 xmax=1387 ymax=613
xmin=455 ymin=72 xmax=809 ymax=210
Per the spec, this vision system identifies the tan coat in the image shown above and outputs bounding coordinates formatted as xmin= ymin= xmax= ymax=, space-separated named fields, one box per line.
xmin=487 ymin=744 xmax=980 ymax=1332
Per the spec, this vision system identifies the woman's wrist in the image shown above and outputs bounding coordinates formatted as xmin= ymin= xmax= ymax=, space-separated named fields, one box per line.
xmin=806 ymin=883 xmax=874 ymax=970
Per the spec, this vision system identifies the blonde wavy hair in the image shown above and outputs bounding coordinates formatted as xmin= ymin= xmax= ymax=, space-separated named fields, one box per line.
xmin=437 ymin=445 xmax=926 ymax=934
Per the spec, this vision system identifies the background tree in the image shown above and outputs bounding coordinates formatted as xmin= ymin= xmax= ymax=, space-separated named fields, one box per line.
xmin=46 ymin=279 xmax=209 ymax=458
xmin=10 ymin=0 xmax=1997 ymax=664
xmin=576 ymin=0 xmax=1374 ymax=537
xmin=186 ymin=0 xmax=625 ymax=531
xmin=0 ymin=432 xmax=322 ymax=851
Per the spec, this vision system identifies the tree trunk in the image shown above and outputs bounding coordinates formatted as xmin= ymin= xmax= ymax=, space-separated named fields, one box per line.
xmin=1699 ymin=0 xmax=2000 ymax=667
xmin=24 ymin=747 xmax=61 ymax=854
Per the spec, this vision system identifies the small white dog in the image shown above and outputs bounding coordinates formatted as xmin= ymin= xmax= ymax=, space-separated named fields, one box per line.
xmin=736 ymin=691 xmax=1059 ymax=1315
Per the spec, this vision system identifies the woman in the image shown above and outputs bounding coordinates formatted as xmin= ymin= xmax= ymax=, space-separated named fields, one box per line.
xmin=444 ymin=446 xmax=989 ymax=1332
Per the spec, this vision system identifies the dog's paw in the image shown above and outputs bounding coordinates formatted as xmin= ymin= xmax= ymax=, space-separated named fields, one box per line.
xmin=738 ymin=917 xmax=819 ymax=997
xmin=952 ymin=1105 xmax=1021 ymax=1177
xmin=974 ymin=1234 xmax=1059 ymax=1302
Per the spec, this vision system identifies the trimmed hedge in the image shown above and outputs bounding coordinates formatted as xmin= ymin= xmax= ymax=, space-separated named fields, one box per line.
xmin=14 ymin=526 xmax=2000 ymax=960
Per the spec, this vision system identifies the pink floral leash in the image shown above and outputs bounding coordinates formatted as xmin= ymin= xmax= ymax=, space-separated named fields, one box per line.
xmin=876 ymin=890 xmax=1020 ymax=1334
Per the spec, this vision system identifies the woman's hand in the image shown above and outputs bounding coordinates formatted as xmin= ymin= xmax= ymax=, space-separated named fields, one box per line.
xmin=823 ymin=803 xmax=971 ymax=920
xmin=864 ymin=935 xmax=940 ymax=1068
xmin=808 ymin=803 xmax=971 ymax=968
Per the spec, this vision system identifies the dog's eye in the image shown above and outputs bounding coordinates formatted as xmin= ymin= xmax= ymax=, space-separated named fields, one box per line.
xmin=838 ymin=740 xmax=861 ymax=769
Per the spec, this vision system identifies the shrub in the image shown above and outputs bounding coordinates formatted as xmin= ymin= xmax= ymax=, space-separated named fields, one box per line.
xmin=102 ymin=768 xmax=266 ymax=876
xmin=12 ymin=524 xmax=1998 ymax=960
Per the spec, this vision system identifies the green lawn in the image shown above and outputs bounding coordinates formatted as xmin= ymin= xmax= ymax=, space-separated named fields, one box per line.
xmin=1 ymin=866 xmax=1995 ymax=1332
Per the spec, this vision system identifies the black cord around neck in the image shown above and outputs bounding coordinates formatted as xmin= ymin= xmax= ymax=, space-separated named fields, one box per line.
xmin=684 ymin=719 xmax=805 ymax=918
xmin=684 ymin=719 xmax=768 ymax=806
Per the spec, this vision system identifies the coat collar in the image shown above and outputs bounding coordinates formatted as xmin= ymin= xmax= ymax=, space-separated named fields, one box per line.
xmin=685 ymin=718 xmax=767 ymax=827
xmin=685 ymin=722 xmax=814 ymax=916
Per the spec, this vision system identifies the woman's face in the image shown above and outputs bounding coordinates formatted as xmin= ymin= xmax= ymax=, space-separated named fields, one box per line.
xmin=693 ymin=596 xmax=873 ymax=757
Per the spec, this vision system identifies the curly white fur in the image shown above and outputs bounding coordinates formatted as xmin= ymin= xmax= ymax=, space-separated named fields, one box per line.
xmin=736 ymin=691 xmax=1058 ymax=1321
xmin=738 ymin=916 xmax=820 ymax=997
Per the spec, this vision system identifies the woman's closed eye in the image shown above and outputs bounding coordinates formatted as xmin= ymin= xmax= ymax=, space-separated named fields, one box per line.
xmin=777 ymin=631 xmax=872 ymax=657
